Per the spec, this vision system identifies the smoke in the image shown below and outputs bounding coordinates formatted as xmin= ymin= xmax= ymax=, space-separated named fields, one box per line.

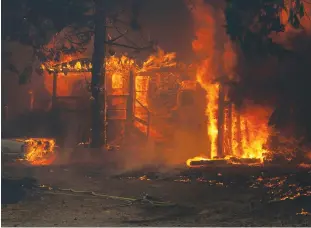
xmin=234 ymin=5 xmax=311 ymax=141
xmin=190 ymin=0 xmax=311 ymax=143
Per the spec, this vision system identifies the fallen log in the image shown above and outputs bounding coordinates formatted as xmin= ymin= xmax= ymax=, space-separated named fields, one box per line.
xmin=229 ymin=157 xmax=261 ymax=165
xmin=190 ymin=159 xmax=228 ymax=167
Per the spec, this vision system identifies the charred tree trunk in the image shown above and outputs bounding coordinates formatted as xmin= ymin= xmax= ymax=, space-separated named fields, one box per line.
xmin=217 ymin=83 xmax=225 ymax=158
xmin=90 ymin=0 xmax=106 ymax=148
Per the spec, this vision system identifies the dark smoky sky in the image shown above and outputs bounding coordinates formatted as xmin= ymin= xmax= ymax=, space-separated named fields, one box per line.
xmin=137 ymin=0 xmax=195 ymax=62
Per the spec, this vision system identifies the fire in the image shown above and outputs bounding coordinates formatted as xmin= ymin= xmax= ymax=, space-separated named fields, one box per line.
xmin=134 ymin=48 xmax=177 ymax=135
xmin=43 ymin=54 xmax=136 ymax=96
xmin=139 ymin=47 xmax=176 ymax=73
xmin=186 ymin=156 xmax=209 ymax=167
xmin=111 ymin=73 xmax=124 ymax=89
xmin=24 ymin=138 xmax=56 ymax=166
xmin=134 ymin=75 xmax=150 ymax=133
xmin=296 ymin=208 xmax=311 ymax=216
xmin=187 ymin=0 xmax=271 ymax=166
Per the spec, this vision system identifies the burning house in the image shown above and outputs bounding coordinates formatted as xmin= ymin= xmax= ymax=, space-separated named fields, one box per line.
xmin=40 ymin=47 xmax=271 ymax=167
xmin=4 ymin=0 xmax=311 ymax=168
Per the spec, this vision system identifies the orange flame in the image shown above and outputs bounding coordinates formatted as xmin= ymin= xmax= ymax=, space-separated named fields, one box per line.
xmin=24 ymin=138 xmax=56 ymax=166
xmin=25 ymin=138 xmax=55 ymax=166
xmin=187 ymin=0 xmax=271 ymax=166
xmin=134 ymin=48 xmax=177 ymax=135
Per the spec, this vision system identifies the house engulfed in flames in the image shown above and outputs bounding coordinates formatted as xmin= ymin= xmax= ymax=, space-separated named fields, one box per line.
xmin=38 ymin=46 xmax=273 ymax=166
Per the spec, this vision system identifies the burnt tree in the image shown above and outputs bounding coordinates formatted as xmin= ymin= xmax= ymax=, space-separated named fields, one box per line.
xmin=90 ymin=0 xmax=107 ymax=148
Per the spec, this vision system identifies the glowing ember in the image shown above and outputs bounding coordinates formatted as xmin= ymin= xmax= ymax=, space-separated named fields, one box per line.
xmin=24 ymin=138 xmax=56 ymax=166
xmin=139 ymin=175 xmax=150 ymax=181
xmin=298 ymin=163 xmax=311 ymax=169
xmin=250 ymin=174 xmax=311 ymax=202
xmin=296 ymin=208 xmax=311 ymax=216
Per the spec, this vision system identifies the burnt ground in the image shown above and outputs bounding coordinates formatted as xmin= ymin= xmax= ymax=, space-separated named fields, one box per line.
xmin=2 ymin=161 xmax=311 ymax=227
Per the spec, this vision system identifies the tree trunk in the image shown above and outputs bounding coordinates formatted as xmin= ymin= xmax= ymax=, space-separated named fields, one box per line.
xmin=90 ymin=0 xmax=106 ymax=148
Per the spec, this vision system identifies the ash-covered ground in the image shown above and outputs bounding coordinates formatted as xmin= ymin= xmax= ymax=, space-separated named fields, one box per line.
xmin=2 ymin=159 xmax=311 ymax=227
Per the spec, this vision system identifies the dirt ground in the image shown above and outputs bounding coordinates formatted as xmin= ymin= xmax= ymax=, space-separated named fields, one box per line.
xmin=2 ymin=161 xmax=311 ymax=227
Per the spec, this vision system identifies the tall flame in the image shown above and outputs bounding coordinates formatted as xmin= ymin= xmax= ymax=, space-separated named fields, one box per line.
xmin=188 ymin=0 xmax=271 ymax=165
xmin=191 ymin=1 xmax=221 ymax=159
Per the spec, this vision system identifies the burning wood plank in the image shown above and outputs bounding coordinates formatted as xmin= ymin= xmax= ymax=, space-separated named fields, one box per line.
xmin=228 ymin=157 xmax=262 ymax=165
xmin=188 ymin=159 xmax=228 ymax=167
xmin=186 ymin=156 xmax=262 ymax=168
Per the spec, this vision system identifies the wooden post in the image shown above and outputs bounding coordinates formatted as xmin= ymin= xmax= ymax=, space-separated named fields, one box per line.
xmin=236 ymin=111 xmax=243 ymax=156
xmin=126 ymin=70 xmax=135 ymax=121
xmin=52 ymin=72 xmax=57 ymax=109
xmin=217 ymin=83 xmax=225 ymax=158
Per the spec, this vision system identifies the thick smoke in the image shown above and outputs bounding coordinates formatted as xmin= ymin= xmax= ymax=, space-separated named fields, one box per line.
xmin=233 ymin=4 xmax=311 ymax=142
xmin=193 ymin=0 xmax=311 ymax=144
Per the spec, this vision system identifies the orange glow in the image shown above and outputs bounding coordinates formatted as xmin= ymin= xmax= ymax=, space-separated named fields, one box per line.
xmin=296 ymin=208 xmax=311 ymax=216
xmin=134 ymin=48 xmax=177 ymax=135
xmin=139 ymin=47 xmax=176 ymax=73
xmin=112 ymin=73 xmax=124 ymax=89
xmin=43 ymin=55 xmax=136 ymax=96
xmin=134 ymin=75 xmax=150 ymax=133
xmin=186 ymin=156 xmax=210 ymax=167
xmin=24 ymin=138 xmax=56 ymax=166
xmin=187 ymin=0 xmax=271 ymax=166
xmin=191 ymin=1 xmax=220 ymax=159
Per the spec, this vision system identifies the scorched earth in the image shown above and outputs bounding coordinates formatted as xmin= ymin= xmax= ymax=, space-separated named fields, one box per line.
xmin=2 ymin=156 xmax=311 ymax=227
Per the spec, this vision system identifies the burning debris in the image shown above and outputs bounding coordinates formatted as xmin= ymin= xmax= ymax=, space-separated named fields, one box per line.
xmin=186 ymin=156 xmax=263 ymax=168
xmin=296 ymin=208 xmax=311 ymax=216
xmin=24 ymin=138 xmax=56 ymax=166
xmin=250 ymin=174 xmax=311 ymax=202
xmin=116 ymin=167 xmax=311 ymax=207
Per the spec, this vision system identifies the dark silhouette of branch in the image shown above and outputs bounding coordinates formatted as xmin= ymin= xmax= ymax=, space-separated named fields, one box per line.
xmin=114 ymin=25 xmax=140 ymax=49
xmin=108 ymin=29 xmax=128 ymax=42
xmin=105 ymin=41 xmax=153 ymax=51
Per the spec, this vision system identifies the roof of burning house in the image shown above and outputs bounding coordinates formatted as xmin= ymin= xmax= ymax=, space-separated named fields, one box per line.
xmin=41 ymin=57 xmax=196 ymax=76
